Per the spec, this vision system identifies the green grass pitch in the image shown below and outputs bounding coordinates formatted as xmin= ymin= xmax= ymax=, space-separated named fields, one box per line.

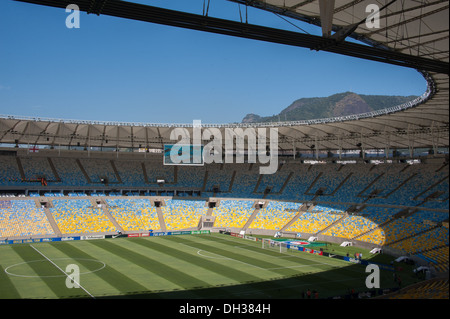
xmin=0 ymin=233 xmax=414 ymax=299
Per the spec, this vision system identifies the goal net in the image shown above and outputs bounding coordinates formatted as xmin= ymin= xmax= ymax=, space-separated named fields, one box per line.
xmin=261 ymin=238 xmax=288 ymax=253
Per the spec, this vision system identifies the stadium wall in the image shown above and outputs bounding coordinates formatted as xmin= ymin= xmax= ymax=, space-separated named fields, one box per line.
xmin=0 ymin=230 xmax=210 ymax=245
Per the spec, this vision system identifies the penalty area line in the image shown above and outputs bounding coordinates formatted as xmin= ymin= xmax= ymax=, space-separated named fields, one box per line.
xmin=179 ymin=242 xmax=267 ymax=270
xmin=29 ymin=244 xmax=95 ymax=299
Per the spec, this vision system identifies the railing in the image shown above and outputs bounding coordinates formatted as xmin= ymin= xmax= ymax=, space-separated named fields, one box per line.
xmin=0 ymin=71 xmax=436 ymax=129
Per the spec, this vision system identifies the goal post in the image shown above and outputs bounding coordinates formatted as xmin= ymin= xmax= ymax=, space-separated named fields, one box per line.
xmin=261 ymin=238 xmax=288 ymax=253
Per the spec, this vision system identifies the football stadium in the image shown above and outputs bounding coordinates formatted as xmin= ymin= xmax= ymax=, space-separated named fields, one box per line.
xmin=0 ymin=0 xmax=449 ymax=305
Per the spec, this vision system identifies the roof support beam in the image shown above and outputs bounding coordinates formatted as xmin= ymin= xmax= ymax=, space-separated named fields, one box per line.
xmin=334 ymin=0 xmax=364 ymax=14
xmin=289 ymin=0 xmax=315 ymax=10
xmin=14 ymin=0 xmax=449 ymax=74
xmin=319 ymin=0 xmax=334 ymax=38
xmin=367 ymin=4 xmax=450 ymax=37
xmin=384 ymin=29 xmax=448 ymax=45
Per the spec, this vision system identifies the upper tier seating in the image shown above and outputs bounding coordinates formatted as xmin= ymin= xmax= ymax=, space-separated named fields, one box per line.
xmin=1 ymin=155 xmax=447 ymax=210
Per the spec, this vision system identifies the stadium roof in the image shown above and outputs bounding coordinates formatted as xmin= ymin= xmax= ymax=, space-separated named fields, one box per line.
xmin=1 ymin=0 xmax=448 ymax=152
xmin=230 ymin=0 xmax=449 ymax=64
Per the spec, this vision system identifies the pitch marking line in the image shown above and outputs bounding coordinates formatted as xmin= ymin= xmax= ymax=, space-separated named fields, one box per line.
xmin=206 ymin=235 xmax=326 ymax=263
xmin=209 ymin=235 xmax=362 ymax=272
xmin=265 ymin=263 xmax=328 ymax=270
xmin=29 ymin=245 xmax=95 ymax=299
xmin=179 ymin=243 xmax=266 ymax=270
xmin=180 ymin=242 xmax=326 ymax=272
xmin=196 ymin=249 xmax=228 ymax=260
xmin=5 ymin=258 xmax=106 ymax=278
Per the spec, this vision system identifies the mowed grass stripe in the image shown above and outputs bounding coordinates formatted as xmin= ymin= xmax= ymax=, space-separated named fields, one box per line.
xmin=187 ymin=235 xmax=372 ymax=297
xmin=10 ymin=244 xmax=89 ymax=299
xmin=206 ymin=234 xmax=320 ymax=260
xmin=107 ymin=237 xmax=311 ymax=299
xmin=50 ymin=242 xmax=149 ymax=298
xmin=154 ymin=236 xmax=324 ymax=298
xmin=167 ymin=235 xmax=342 ymax=297
xmin=201 ymin=234 xmax=370 ymax=280
xmin=133 ymin=236 xmax=312 ymax=299
xmin=75 ymin=240 xmax=182 ymax=295
xmin=194 ymin=234 xmax=323 ymax=263
xmin=0 ymin=263 xmax=21 ymax=298
xmin=180 ymin=234 xmax=368 ymax=290
xmin=167 ymin=235 xmax=317 ymax=277
xmin=86 ymin=239 xmax=213 ymax=298
xmin=202 ymin=234 xmax=375 ymax=291
xmin=191 ymin=234 xmax=357 ymax=275
xmin=0 ymin=246 xmax=24 ymax=298
xmin=0 ymin=245 xmax=58 ymax=299
xmin=132 ymin=237 xmax=263 ymax=284
xmin=112 ymin=237 xmax=247 ymax=291
xmin=203 ymin=234 xmax=335 ymax=267
xmin=161 ymin=235 xmax=329 ymax=298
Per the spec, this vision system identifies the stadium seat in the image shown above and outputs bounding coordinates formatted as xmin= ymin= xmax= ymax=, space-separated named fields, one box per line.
xmin=0 ymin=200 xmax=54 ymax=238
xmin=50 ymin=199 xmax=115 ymax=234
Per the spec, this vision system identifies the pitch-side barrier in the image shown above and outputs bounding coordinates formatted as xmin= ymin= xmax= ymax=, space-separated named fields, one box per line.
xmin=0 ymin=230 xmax=210 ymax=245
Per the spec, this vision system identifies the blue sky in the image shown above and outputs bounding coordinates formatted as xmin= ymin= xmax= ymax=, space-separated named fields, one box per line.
xmin=0 ymin=0 xmax=427 ymax=124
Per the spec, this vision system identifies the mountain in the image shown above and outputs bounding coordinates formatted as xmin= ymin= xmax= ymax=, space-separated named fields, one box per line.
xmin=241 ymin=92 xmax=418 ymax=123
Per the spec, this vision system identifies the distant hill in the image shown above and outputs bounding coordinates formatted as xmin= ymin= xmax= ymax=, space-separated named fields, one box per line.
xmin=241 ymin=92 xmax=418 ymax=123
